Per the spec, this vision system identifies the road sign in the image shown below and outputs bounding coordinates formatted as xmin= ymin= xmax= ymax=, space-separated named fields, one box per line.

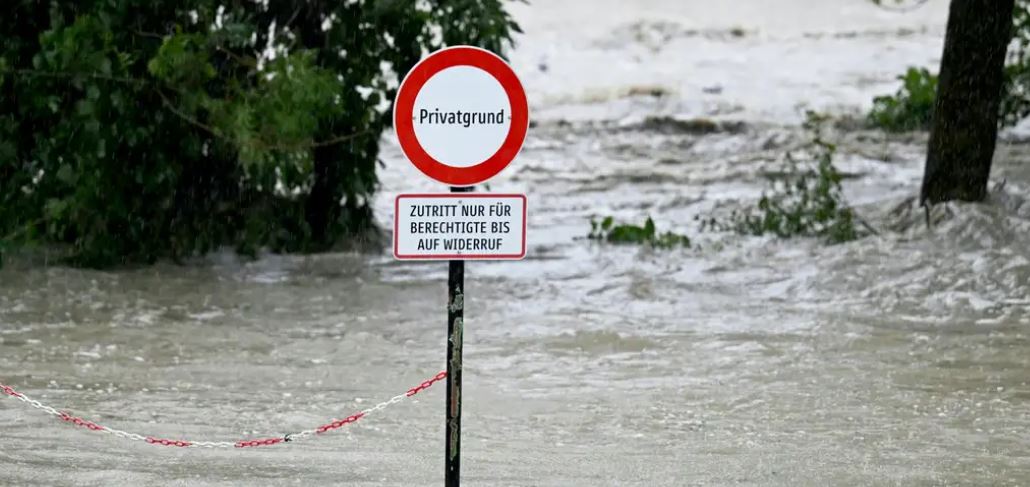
xmin=394 ymin=194 xmax=527 ymax=260
xmin=392 ymin=46 xmax=529 ymax=487
xmin=393 ymin=46 xmax=529 ymax=187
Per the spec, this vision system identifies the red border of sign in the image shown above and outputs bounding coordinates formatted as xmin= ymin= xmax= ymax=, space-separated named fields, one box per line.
xmin=393 ymin=46 xmax=529 ymax=187
xmin=394 ymin=193 xmax=528 ymax=260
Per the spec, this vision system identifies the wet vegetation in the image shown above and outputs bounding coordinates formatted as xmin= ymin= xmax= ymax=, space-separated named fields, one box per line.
xmin=706 ymin=113 xmax=860 ymax=244
xmin=588 ymin=216 xmax=691 ymax=248
xmin=592 ymin=114 xmax=861 ymax=248
xmin=868 ymin=0 xmax=1030 ymax=131
xmin=1003 ymin=1 xmax=1030 ymax=127
xmin=0 ymin=1 xmax=518 ymax=267
xmin=869 ymin=67 xmax=938 ymax=132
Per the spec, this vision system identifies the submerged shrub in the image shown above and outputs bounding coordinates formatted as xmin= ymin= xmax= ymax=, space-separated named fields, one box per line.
xmin=589 ymin=216 xmax=691 ymax=249
xmin=712 ymin=113 xmax=859 ymax=244
xmin=869 ymin=1 xmax=1030 ymax=131
xmin=1002 ymin=1 xmax=1030 ymax=127
xmin=869 ymin=67 xmax=938 ymax=132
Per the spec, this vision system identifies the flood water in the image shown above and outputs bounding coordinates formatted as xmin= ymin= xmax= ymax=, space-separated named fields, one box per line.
xmin=3 ymin=1 xmax=1030 ymax=485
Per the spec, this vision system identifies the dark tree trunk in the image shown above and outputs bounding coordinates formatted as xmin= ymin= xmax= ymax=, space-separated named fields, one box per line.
xmin=921 ymin=0 xmax=1014 ymax=204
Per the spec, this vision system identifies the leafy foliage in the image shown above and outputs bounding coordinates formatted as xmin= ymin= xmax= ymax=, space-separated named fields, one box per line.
xmin=714 ymin=113 xmax=859 ymax=244
xmin=1002 ymin=1 xmax=1030 ymax=127
xmin=589 ymin=216 xmax=691 ymax=248
xmin=0 ymin=0 xmax=519 ymax=267
xmin=869 ymin=1 xmax=1030 ymax=131
xmin=869 ymin=67 xmax=938 ymax=132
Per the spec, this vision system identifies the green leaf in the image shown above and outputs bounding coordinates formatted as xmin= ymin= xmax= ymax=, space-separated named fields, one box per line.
xmin=56 ymin=164 xmax=75 ymax=184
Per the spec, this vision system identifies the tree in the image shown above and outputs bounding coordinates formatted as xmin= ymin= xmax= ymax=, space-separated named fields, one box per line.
xmin=921 ymin=0 xmax=1016 ymax=204
xmin=0 ymin=1 xmax=520 ymax=267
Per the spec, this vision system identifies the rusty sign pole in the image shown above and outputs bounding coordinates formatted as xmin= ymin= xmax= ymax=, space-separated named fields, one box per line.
xmin=446 ymin=185 xmax=472 ymax=487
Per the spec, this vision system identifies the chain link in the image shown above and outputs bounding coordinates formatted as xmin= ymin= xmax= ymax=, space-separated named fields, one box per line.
xmin=0 ymin=370 xmax=445 ymax=449
xmin=361 ymin=393 xmax=410 ymax=416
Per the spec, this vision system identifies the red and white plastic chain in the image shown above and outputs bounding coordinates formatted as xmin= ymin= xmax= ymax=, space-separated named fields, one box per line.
xmin=0 ymin=371 xmax=447 ymax=449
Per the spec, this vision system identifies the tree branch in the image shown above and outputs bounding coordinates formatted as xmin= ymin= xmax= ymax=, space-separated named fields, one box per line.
xmin=872 ymin=0 xmax=932 ymax=13
xmin=5 ymin=67 xmax=371 ymax=153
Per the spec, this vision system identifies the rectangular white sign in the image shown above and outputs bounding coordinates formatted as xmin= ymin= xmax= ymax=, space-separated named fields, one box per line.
xmin=394 ymin=194 xmax=527 ymax=260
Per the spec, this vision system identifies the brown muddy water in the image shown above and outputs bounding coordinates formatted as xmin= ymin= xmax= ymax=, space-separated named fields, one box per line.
xmin=2 ymin=0 xmax=1030 ymax=485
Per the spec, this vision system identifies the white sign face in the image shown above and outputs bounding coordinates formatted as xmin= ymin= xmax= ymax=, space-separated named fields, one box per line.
xmin=394 ymin=46 xmax=529 ymax=187
xmin=412 ymin=66 xmax=512 ymax=168
xmin=394 ymin=194 xmax=527 ymax=260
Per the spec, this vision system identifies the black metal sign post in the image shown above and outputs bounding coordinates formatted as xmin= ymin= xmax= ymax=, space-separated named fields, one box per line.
xmin=445 ymin=258 xmax=463 ymax=486
xmin=446 ymin=186 xmax=471 ymax=487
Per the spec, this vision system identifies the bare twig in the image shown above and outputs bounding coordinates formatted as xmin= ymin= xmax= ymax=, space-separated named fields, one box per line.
xmin=131 ymin=29 xmax=166 ymax=41
xmin=154 ymin=88 xmax=229 ymax=142
xmin=855 ymin=213 xmax=881 ymax=236
xmin=3 ymin=67 xmax=145 ymax=87
xmin=284 ymin=6 xmax=303 ymax=28
xmin=216 ymin=46 xmax=257 ymax=69
xmin=872 ymin=0 xmax=932 ymax=13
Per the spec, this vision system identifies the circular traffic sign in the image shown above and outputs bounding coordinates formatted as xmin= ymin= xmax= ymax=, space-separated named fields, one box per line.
xmin=394 ymin=46 xmax=529 ymax=187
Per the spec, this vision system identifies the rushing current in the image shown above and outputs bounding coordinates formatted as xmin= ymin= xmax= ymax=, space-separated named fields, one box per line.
xmin=3 ymin=1 xmax=1029 ymax=485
